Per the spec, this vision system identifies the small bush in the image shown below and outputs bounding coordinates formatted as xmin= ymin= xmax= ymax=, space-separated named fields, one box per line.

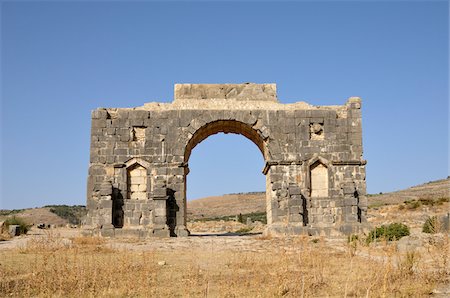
xmin=366 ymin=223 xmax=410 ymax=243
xmin=437 ymin=197 xmax=449 ymax=204
xmin=347 ymin=234 xmax=359 ymax=243
xmin=406 ymin=201 xmax=421 ymax=210
xmin=4 ymin=216 xmax=32 ymax=235
xmin=237 ymin=213 xmax=244 ymax=224
xmin=422 ymin=216 xmax=442 ymax=234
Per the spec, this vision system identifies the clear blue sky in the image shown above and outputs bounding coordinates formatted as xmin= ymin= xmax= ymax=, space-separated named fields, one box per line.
xmin=1 ymin=0 xmax=448 ymax=210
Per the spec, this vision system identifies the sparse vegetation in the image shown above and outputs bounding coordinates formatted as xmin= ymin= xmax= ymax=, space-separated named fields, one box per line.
xmin=227 ymin=191 xmax=265 ymax=196
xmin=347 ymin=234 xmax=359 ymax=243
xmin=366 ymin=193 xmax=380 ymax=197
xmin=0 ymin=181 xmax=448 ymax=296
xmin=421 ymin=215 xmax=448 ymax=234
xmin=234 ymin=227 xmax=254 ymax=235
xmin=192 ymin=211 xmax=267 ymax=224
xmin=1 ymin=233 xmax=447 ymax=297
xmin=400 ymin=197 xmax=449 ymax=210
xmin=368 ymin=202 xmax=387 ymax=209
xmin=45 ymin=205 xmax=87 ymax=225
xmin=366 ymin=223 xmax=410 ymax=243
xmin=0 ymin=209 xmax=24 ymax=216
xmin=423 ymin=216 xmax=438 ymax=234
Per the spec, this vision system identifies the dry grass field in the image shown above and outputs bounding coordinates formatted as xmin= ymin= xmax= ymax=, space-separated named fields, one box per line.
xmin=0 ymin=230 xmax=448 ymax=297
xmin=1 ymin=178 xmax=448 ymax=297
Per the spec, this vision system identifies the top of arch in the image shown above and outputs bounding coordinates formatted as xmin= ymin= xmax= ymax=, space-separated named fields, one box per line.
xmin=136 ymin=83 xmax=360 ymax=112
xmin=174 ymin=83 xmax=278 ymax=102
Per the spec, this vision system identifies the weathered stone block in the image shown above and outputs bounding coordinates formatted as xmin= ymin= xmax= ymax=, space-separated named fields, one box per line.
xmin=290 ymin=214 xmax=303 ymax=222
xmin=100 ymin=200 xmax=112 ymax=209
xmin=288 ymin=186 xmax=301 ymax=195
xmin=344 ymin=198 xmax=358 ymax=206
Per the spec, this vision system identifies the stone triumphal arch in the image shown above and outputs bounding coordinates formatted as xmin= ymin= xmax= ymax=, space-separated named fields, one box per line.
xmin=84 ymin=83 xmax=368 ymax=237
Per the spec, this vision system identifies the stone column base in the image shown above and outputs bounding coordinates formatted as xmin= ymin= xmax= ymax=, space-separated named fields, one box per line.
xmin=82 ymin=226 xmax=172 ymax=238
xmin=264 ymin=222 xmax=372 ymax=238
xmin=152 ymin=227 xmax=170 ymax=237
xmin=175 ymin=225 xmax=190 ymax=237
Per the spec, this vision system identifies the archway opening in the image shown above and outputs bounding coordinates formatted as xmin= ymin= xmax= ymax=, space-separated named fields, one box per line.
xmin=183 ymin=120 xmax=267 ymax=235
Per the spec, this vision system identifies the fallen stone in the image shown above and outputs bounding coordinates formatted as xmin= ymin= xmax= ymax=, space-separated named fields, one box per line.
xmin=8 ymin=225 xmax=20 ymax=237
xmin=397 ymin=236 xmax=423 ymax=252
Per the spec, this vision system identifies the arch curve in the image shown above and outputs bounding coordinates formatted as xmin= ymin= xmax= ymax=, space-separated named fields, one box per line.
xmin=184 ymin=120 xmax=267 ymax=163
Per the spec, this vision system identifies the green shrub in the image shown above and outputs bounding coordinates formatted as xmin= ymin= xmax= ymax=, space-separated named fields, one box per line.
xmin=437 ymin=197 xmax=449 ymax=204
xmin=237 ymin=213 xmax=244 ymax=224
xmin=347 ymin=234 xmax=359 ymax=243
xmin=423 ymin=216 xmax=439 ymax=234
xmin=406 ymin=201 xmax=421 ymax=210
xmin=4 ymin=216 xmax=32 ymax=235
xmin=366 ymin=223 xmax=410 ymax=243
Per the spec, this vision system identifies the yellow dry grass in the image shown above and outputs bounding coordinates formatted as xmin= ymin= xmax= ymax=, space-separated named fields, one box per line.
xmin=0 ymin=234 xmax=448 ymax=297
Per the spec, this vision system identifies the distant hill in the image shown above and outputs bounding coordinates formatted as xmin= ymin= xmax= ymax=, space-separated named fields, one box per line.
xmin=187 ymin=178 xmax=450 ymax=220
xmin=187 ymin=192 xmax=266 ymax=220
xmin=367 ymin=178 xmax=450 ymax=207
xmin=0 ymin=207 xmax=69 ymax=226
xmin=1 ymin=178 xmax=448 ymax=225
xmin=0 ymin=205 xmax=86 ymax=226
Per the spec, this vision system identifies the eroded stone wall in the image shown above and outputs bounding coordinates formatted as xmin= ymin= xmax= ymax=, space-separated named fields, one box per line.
xmin=84 ymin=83 xmax=368 ymax=237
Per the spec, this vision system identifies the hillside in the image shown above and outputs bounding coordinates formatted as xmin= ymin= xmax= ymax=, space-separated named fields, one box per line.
xmin=367 ymin=178 xmax=450 ymax=207
xmin=0 ymin=207 xmax=68 ymax=226
xmin=187 ymin=178 xmax=449 ymax=220
xmin=187 ymin=192 xmax=265 ymax=220
xmin=1 ymin=178 xmax=448 ymax=226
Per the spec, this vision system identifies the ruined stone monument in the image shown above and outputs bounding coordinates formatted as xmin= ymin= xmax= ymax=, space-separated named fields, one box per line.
xmin=84 ymin=83 xmax=368 ymax=237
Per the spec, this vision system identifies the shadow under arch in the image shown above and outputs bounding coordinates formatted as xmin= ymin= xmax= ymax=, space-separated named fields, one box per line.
xmin=180 ymin=119 xmax=269 ymax=236
xmin=184 ymin=120 xmax=267 ymax=164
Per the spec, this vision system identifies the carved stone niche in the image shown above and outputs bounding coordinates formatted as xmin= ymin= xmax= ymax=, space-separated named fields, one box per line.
xmin=131 ymin=127 xmax=146 ymax=142
xmin=310 ymin=123 xmax=324 ymax=140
